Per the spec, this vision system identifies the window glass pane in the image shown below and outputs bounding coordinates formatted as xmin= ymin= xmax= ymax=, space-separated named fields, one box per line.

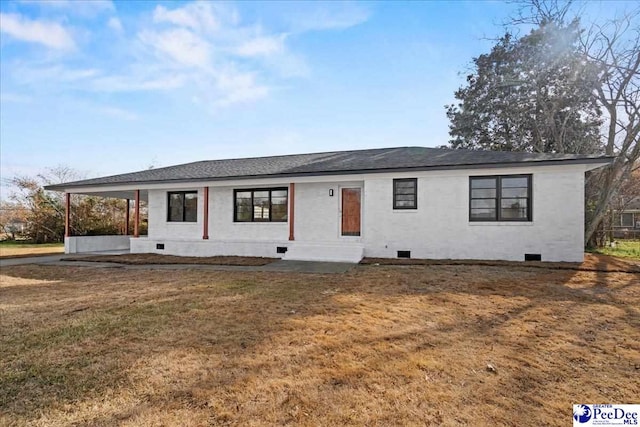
xmin=395 ymin=194 xmax=416 ymax=202
xmin=501 ymin=207 xmax=528 ymax=219
xmin=501 ymin=187 xmax=528 ymax=198
xmin=471 ymin=188 xmax=497 ymax=198
xmin=501 ymin=177 xmax=529 ymax=188
xmin=395 ymin=181 xmax=416 ymax=189
xmin=253 ymin=192 xmax=270 ymax=220
xmin=501 ymin=198 xmax=528 ymax=219
xmin=500 ymin=198 xmax=528 ymax=209
xmin=470 ymin=208 xmax=496 ymax=219
xmin=395 ymin=187 xmax=416 ymax=195
xmin=471 ymin=199 xmax=496 ymax=209
xmin=395 ymin=200 xmax=415 ymax=208
xmin=168 ymin=193 xmax=183 ymax=221
xmin=621 ymin=213 xmax=634 ymax=227
xmin=236 ymin=206 xmax=251 ymax=221
xmin=253 ymin=191 xmax=269 ymax=199
xmin=272 ymin=190 xmax=287 ymax=198
xmin=236 ymin=191 xmax=251 ymax=200
xmin=254 ymin=206 xmax=269 ymax=220
xmin=271 ymin=204 xmax=288 ymax=221
xmin=184 ymin=193 xmax=197 ymax=222
xmin=471 ymin=178 xmax=496 ymax=189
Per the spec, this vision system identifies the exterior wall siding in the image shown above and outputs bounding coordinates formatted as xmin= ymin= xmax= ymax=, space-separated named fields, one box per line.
xmin=136 ymin=164 xmax=587 ymax=262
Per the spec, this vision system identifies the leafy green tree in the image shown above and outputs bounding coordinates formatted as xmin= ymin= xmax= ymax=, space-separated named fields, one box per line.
xmin=446 ymin=21 xmax=603 ymax=154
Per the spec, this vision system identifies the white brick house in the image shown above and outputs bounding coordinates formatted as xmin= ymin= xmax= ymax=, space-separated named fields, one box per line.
xmin=46 ymin=147 xmax=612 ymax=262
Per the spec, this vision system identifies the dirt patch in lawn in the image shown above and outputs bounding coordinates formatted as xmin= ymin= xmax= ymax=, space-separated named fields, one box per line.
xmin=362 ymin=253 xmax=640 ymax=273
xmin=1 ymin=263 xmax=638 ymax=426
xmin=68 ymin=253 xmax=277 ymax=266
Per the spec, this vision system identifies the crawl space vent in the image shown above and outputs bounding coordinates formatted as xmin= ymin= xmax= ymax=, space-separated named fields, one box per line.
xmin=156 ymin=243 xmax=165 ymax=250
xmin=524 ymin=253 xmax=541 ymax=261
xmin=276 ymin=246 xmax=288 ymax=254
xmin=397 ymin=250 xmax=411 ymax=259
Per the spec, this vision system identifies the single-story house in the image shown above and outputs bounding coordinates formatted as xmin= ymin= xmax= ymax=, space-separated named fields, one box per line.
xmin=611 ymin=197 xmax=640 ymax=239
xmin=45 ymin=146 xmax=612 ymax=263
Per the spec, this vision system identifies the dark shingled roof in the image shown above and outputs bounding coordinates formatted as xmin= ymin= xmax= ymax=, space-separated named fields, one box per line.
xmin=45 ymin=146 xmax=612 ymax=190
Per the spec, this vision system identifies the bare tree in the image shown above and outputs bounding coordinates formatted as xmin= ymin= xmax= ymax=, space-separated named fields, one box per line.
xmin=582 ymin=10 xmax=640 ymax=245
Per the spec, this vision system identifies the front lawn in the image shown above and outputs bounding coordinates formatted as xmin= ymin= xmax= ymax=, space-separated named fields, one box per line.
xmin=1 ymin=260 xmax=638 ymax=426
xmin=0 ymin=241 xmax=64 ymax=258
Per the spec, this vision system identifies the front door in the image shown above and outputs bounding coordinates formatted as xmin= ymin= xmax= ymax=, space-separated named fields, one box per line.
xmin=341 ymin=188 xmax=361 ymax=236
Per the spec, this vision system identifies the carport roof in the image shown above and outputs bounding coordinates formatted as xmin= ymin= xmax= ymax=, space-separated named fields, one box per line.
xmin=45 ymin=146 xmax=613 ymax=191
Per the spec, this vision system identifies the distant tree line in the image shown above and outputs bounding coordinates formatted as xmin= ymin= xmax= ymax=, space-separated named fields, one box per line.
xmin=446 ymin=0 xmax=639 ymax=246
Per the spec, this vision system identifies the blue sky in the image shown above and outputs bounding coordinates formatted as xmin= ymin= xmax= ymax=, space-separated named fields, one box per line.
xmin=0 ymin=0 xmax=632 ymax=196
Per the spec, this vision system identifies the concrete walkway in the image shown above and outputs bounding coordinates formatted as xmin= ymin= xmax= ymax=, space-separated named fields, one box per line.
xmin=1 ymin=254 xmax=355 ymax=274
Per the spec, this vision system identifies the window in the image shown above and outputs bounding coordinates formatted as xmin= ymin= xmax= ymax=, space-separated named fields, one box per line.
xmin=621 ymin=213 xmax=634 ymax=228
xmin=234 ymin=188 xmax=288 ymax=222
xmin=470 ymin=175 xmax=532 ymax=221
xmin=167 ymin=191 xmax=198 ymax=222
xmin=393 ymin=178 xmax=417 ymax=209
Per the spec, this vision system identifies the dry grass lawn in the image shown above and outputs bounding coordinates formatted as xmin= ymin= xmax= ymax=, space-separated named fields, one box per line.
xmin=1 ymin=260 xmax=638 ymax=426
xmin=0 ymin=243 xmax=64 ymax=258
xmin=69 ymin=253 xmax=276 ymax=266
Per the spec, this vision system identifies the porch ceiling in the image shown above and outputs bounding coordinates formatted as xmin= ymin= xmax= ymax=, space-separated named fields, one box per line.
xmin=70 ymin=189 xmax=149 ymax=202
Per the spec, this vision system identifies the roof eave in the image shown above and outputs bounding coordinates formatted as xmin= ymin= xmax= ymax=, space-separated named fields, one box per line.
xmin=44 ymin=156 xmax=614 ymax=192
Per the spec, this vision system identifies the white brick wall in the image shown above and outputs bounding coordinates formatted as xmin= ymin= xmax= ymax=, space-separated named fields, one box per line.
xmin=139 ymin=164 xmax=587 ymax=262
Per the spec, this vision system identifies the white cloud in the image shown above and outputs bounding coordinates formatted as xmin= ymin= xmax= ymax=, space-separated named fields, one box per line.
xmin=2 ymin=1 xmax=370 ymax=111
xmin=235 ymin=34 xmax=286 ymax=57
xmin=107 ymin=17 xmax=123 ymax=34
xmin=90 ymin=74 xmax=186 ymax=92
xmin=288 ymin=3 xmax=370 ymax=32
xmin=152 ymin=3 xmax=220 ymax=34
xmin=0 ymin=13 xmax=75 ymax=50
xmin=139 ymin=28 xmax=211 ymax=68
xmin=13 ymin=65 xmax=100 ymax=84
xmin=213 ymin=69 xmax=270 ymax=107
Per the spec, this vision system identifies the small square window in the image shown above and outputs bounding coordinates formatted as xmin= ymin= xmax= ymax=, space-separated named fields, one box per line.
xmin=167 ymin=191 xmax=198 ymax=222
xmin=393 ymin=178 xmax=417 ymax=209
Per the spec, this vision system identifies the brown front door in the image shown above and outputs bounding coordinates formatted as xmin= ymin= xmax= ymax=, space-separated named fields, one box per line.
xmin=341 ymin=188 xmax=361 ymax=236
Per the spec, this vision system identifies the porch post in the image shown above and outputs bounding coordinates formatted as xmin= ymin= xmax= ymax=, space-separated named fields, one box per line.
xmin=125 ymin=199 xmax=130 ymax=236
xmin=288 ymin=183 xmax=295 ymax=241
xmin=65 ymin=192 xmax=71 ymax=237
xmin=203 ymin=186 xmax=209 ymax=240
xmin=134 ymin=190 xmax=140 ymax=238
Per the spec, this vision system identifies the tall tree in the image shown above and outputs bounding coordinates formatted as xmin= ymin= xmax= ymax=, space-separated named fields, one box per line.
xmin=446 ymin=3 xmax=639 ymax=245
xmin=581 ymin=11 xmax=640 ymax=245
xmin=446 ymin=21 xmax=603 ymax=154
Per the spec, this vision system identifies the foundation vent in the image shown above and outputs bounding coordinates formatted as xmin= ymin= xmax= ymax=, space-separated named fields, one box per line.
xmin=276 ymin=246 xmax=288 ymax=254
xmin=397 ymin=250 xmax=411 ymax=259
xmin=524 ymin=253 xmax=541 ymax=261
xmin=156 ymin=243 xmax=165 ymax=250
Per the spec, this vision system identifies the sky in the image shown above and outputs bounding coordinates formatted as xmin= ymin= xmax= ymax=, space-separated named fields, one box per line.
xmin=0 ymin=0 xmax=634 ymax=197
